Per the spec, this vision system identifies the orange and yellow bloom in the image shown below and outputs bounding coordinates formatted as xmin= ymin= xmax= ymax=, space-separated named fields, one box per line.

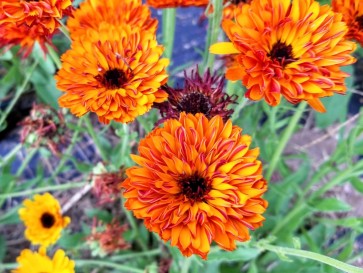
xmin=211 ymin=0 xmax=356 ymax=112
xmin=56 ymin=25 xmax=169 ymax=124
xmin=67 ymin=0 xmax=157 ymax=41
xmin=13 ymin=248 xmax=75 ymax=273
xmin=332 ymin=0 xmax=363 ymax=46
xmin=123 ymin=113 xmax=268 ymax=259
xmin=146 ymin=0 xmax=209 ymax=8
xmin=19 ymin=193 xmax=70 ymax=247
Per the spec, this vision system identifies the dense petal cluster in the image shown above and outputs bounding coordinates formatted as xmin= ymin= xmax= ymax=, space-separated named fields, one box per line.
xmin=332 ymin=0 xmax=363 ymax=46
xmin=56 ymin=25 xmax=168 ymax=124
xmin=211 ymin=0 xmax=356 ymax=112
xmin=146 ymin=0 xmax=209 ymax=8
xmin=19 ymin=193 xmax=70 ymax=247
xmin=154 ymin=68 xmax=237 ymax=124
xmin=123 ymin=113 xmax=268 ymax=259
xmin=0 ymin=0 xmax=73 ymax=55
xmin=13 ymin=248 xmax=75 ymax=273
xmin=222 ymin=0 xmax=251 ymax=20
xmin=67 ymin=0 xmax=157 ymax=40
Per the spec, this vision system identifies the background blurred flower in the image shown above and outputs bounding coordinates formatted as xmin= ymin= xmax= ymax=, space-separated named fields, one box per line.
xmin=92 ymin=168 xmax=125 ymax=204
xmin=154 ymin=67 xmax=237 ymax=124
xmin=211 ymin=0 xmax=356 ymax=112
xmin=19 ymin=193 xmax=70 ymax=247
xmin=222 ymin=0 xmax=251 ymax=20
xmin=19 ymin=104 xmax=67 ymax=155
xmin=13 ymin=248 xmax=75 ymax=273
xmin=0 ymin=0 xmax=72 ymax=33
xmin=332 ymin=0 xmax=363 ymax=46
xmin=67 ymin=0 xmax=157 ymax=41
xmin=56 ymin=25 xmax=169 ymax=124
xmin=88 ymin=221 xmax=130 ymax=256
xmin=123 ymin=113 xmax=268 ymax=259
xmin=146 ymin=0 xmax=209 ymax=8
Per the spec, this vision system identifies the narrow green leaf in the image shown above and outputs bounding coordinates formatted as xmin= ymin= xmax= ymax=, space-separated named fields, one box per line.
xmin=312 ymin=198 xmax=352 ymax=212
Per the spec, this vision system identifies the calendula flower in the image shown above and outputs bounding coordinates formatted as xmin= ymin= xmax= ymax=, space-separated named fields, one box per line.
xmin=0 ymin=0 xmax=73 ymax=34
xmin=19 ymin=104 xmax=67 ymax=155
xmin=67 ymin=0 xmax=157 ymax=41
xmin=19 ymin=193 xmax=70 ymax=247
xmin=154 ymin=68 xmax=237 ymax=124
xmin=222 ymin=0 xmax=251 ymax=20
xmin=332 ymin=0 xmax=363 ymax=46
xmin=0 ymin=23 xmax=52 ymax=57
xmin=211 ymin=0 xmax=356 ymax=112
xmin=146 ymin=0 xmax=209 ymax=8
xmin=56 ymin=24 xmax=169 ymax=124
xmin=13 ymin=248 xmax=75 ymax=273
xmin=123 ymin=113 xmax=268 ymax=259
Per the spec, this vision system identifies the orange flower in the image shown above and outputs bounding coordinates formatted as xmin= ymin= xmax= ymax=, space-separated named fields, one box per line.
xmin=67 ymin=0 xmax=157 ymax=41
xmin=0 ymin=23 xmax=52 ymax=57
xmin=332 ymin=0 xmax=363 ymax=46
xmin=211 ymin=0 xmax=356 ymax=112
xmin=146 ymin=0 xmax=209 ymax=8
xmin=0 ymin=0 xmax=73 ymax=34
xmin=222 ymin=0 xmax=251 ymax=21
xmin=122 ymin=113 xmax=268 ymax=259
xmin=55 ymin=25 xmax=169 ymax=124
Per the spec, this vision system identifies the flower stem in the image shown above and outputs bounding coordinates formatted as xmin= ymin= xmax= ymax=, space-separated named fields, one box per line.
xmin=75 ymin=260 xmax=144 ymax=273
xmin=46 ymin=44 xmax=62 ymax=70
xmin=265 ymin=102 xmax=307 ymax=181
xmin=57 ymin=19 xmax=71 ymax=42
xmin=110 ymin=248 xmax=161 ymax=261
xmin=162 ymin=8 xmax=176 ymax=63
xmin=84 ymin=115 xmax=109 ymax=162
xmin=0 ymin=144 xmax=22 ymax=168
xmin=258 ymin=243 xmax=363 ymax=273
xmin=15 ymin=148 xmax=38 ymax=177
xmin=203 ymin=0 xmax=223 ymax=71
xmin=0 ymin=60 xmax=39 ymax=131
xmin=0 ymin=182 xmax=86 ymax=200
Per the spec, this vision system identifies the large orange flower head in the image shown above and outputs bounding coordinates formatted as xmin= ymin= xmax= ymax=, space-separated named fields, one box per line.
xmin=0 ymin=0 xmax=73 ymax=34
xmin=0 ymin=23 xmax=51 ymax=57
xmin=67 ymin=0 xmax=157 ymax=41
xmin=123 ymin=113 xmax=268 ymax=259
xmin=332 ymin=0 xmax=363 ymax=46
xmin=211 ymin=0 xmax=356 ymax=112
xmin=146 ymin=0 xmax=209 ymax=8
xmin=56 ymin=24 xmax=169 ymax=124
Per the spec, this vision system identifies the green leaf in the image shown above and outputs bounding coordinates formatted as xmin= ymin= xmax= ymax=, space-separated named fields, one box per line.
xmin=85 ymin=208 xmax=112 ymax=223
xmin=312 ymin=198 xmax=352 ymax=212
xmin=350 ymin=177 xmax=363 ymax=193
xmin=208 ymin=247 xmax=261 ymax=262
xmin=58 ymin=232 xmax=86 ymax=249
xmin=0 ymin=235 xmax=6 ymax=262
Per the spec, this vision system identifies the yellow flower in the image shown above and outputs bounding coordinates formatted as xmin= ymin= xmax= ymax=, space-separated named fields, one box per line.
xmin=19 ymin=193 xmax=70 ymax=247
xmin=13 ymin=248 xmax=75 ymax=273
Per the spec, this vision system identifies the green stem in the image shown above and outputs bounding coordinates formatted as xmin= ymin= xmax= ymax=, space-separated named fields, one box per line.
xmin=181 ymin=257 xmax=192 ymax=273
xmin=0 ymin=60 xmax=39 ymax=130
xmin=110 ymin=248 xmax=161 ymax=261
xmin=48 ymin=118 xmax=82 ymax=181
xmin=46 ymin=44 xmax=62 ymax=70
xmin=0 ymin=182 xmax=86 ymax=199
xmin=0 ymin=144 xmax=22 ymax=168
xmin=57 ymin=19 xmax=71 ymax=42
xmin=15 ymin=148 xmax=37 ymax=177
xmin=259 ymin=244 xmax=363 ymax=273
xmin=202 ymin=0 xmax=223 ymax=71
xmin=162 ymin=8 xmax=176 ymax=63
xmin=75 ymin=260 xmax=144 ymax=273
xmin=265 ymin=102 xmax=307 ymax=181
xmin=84 ymin=115 xmax=108 ymax=162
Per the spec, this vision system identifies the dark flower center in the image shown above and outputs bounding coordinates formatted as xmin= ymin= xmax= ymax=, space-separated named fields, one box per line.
xmin=96 ymin=68 xmax=128 ymax=89
xmin=40 ymin=212 xmax=55 ymax=228
xmin=178 ymin=173 xmax=210 ymax=202
xmin=177 ymin=92 xmax=211 ymax=116
xmin=230 ymin=0 xmax=248 ymax=4
xmin=269 ymin=41 xmax=296 ymax=67
xmin=356 ymin=15 xmax=363 ymax=30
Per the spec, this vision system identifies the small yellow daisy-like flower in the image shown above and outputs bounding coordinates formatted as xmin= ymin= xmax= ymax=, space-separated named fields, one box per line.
xmin=19 ymin=193 xmax=70 ymax=247
xmin=13 ymin=248 xmax=75 ymax=273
